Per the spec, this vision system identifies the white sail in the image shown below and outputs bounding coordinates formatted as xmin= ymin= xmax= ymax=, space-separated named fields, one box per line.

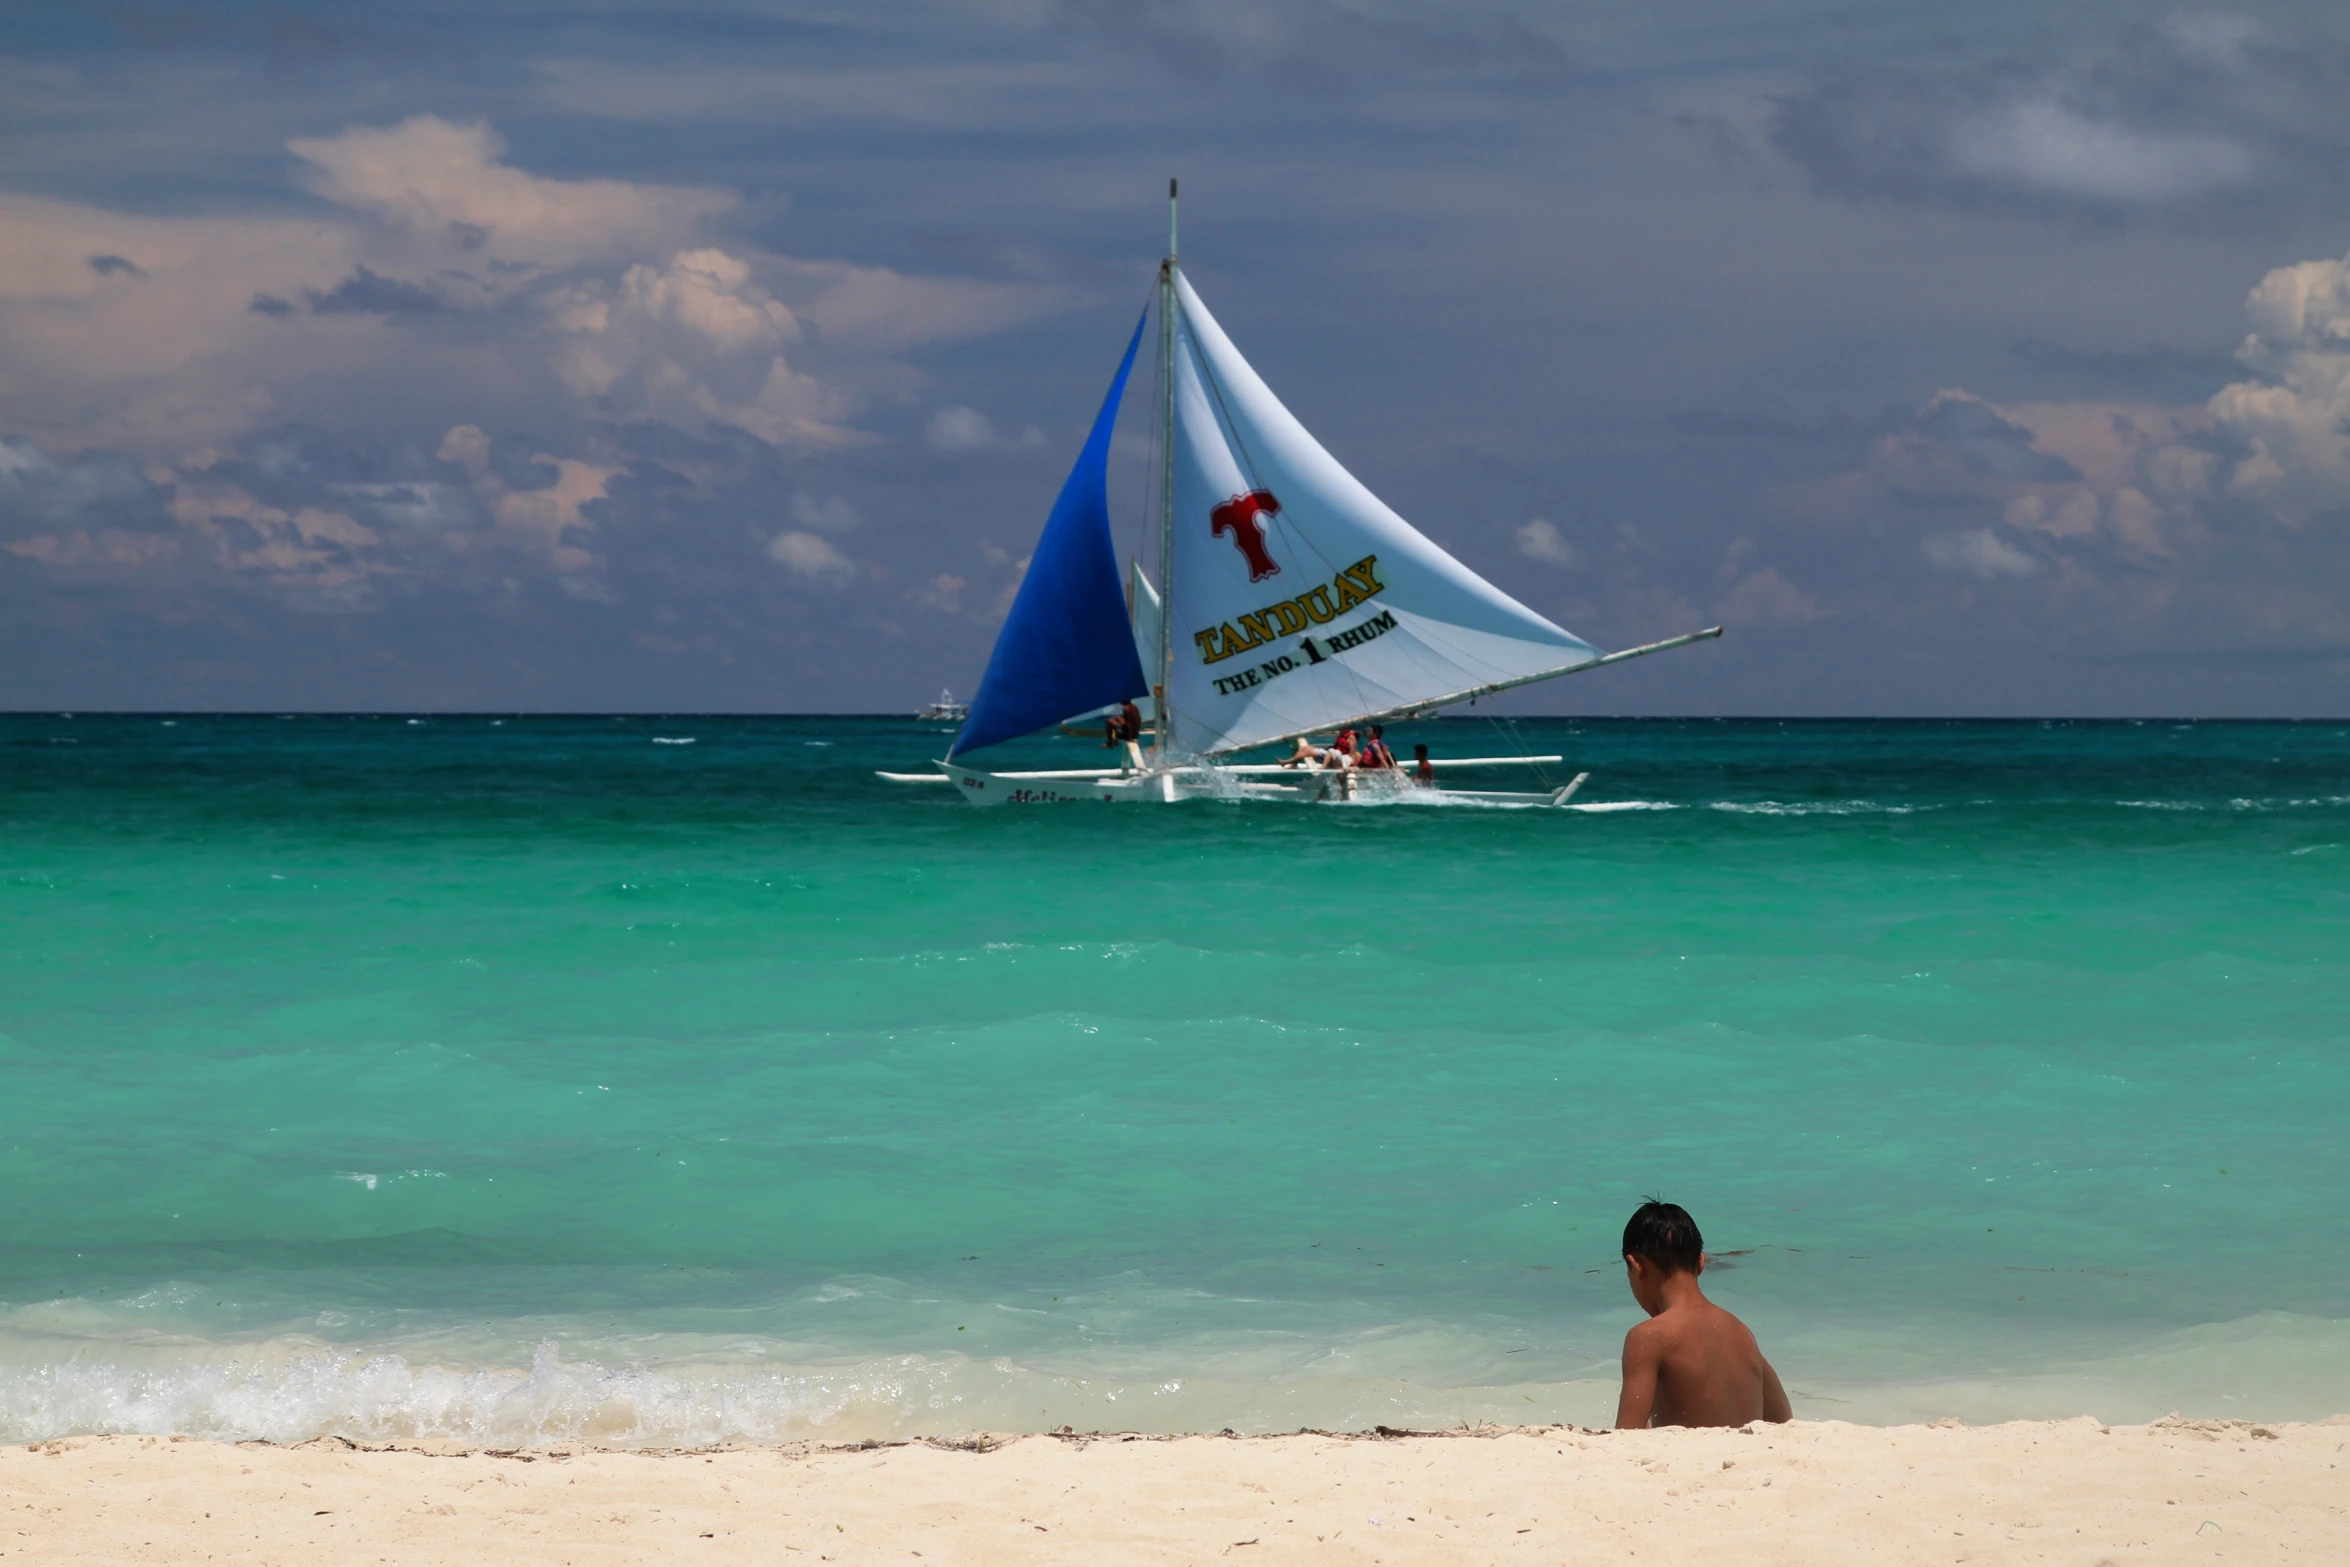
xmin=1163 ymin=270 xmax=1599 ymax=757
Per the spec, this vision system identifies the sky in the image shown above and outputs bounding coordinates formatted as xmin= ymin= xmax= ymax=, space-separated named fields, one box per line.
xmin=5 ymin=2 xmax=2350 ymax=716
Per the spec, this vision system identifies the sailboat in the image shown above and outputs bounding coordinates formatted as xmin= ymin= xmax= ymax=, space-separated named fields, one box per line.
xmin=881 ymin=183 xmax=1719 ymax=807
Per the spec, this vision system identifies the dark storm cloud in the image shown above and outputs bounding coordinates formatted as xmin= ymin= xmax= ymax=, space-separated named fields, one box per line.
xmin=2006 ymin=338 xmax=2240 ymax=400
xmin=304 ymin=266 xmax=448 ymax=317
xmin=86 ymin=253 xmax=148 ymax=279
xmin=0 ymin=441 xmax=174 ymax=540
xmin=1768 ymin=14 xmax=2350 ymax=226
xmin=1910 ymin=394 xmax=2078 ymax=483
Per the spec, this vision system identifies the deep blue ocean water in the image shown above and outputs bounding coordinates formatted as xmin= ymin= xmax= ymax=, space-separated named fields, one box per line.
xmin=2 ymin=713 xmax=2346 ymax=1443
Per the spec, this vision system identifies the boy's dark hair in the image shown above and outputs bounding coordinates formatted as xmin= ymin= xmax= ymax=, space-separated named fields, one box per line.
xmin=1622 ymin=1199 xmax=1703 ymax=1274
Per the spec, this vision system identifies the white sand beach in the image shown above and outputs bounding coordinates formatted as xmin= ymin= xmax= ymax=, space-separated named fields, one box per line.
xmin=7 ymin=1416 xmax=2345 ymax=1565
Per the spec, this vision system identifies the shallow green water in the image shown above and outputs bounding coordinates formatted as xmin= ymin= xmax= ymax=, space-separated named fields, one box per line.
xmin=3 ymin=714 xmax=2346 ymax=1442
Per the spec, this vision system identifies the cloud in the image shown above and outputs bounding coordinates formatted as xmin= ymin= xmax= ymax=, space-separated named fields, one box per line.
xmin=438 ymin=424 xmax=613 ymax=579
xmin=925 ymin=405 xmax=996 ymax=451
xmin=87 ymin=254 xmax=148 ymax=280
xmin=1749 ymin=236 xmax=2350 ymax=659
xmin=772 ymin=256 xmax=1063 ymax=353
xmin=2208 ymin=248 xmax=2350 ymax=525
xmin=1715 ymin=566 xmax=1827 ymax=624
xmin=768 ymin=529 xmax=856 ymax=581
xmin=306 ymin=265 xmax=447 ymax=317
xmin=1922 ymin=528 xmax=2038 ymax=579
xmin=1669 ymin=407 xmax=1848 ymax=443
xmin=1062 ymin=0 xmax=1583 ymax=94
xmin=526 ymin=58 xmax=1081 ymax=131
xmin=2007 ymin=338 xmax=2240 ymax=399
xmin=907 ymin=572 xmax=966 ymax=612
xmin=287 ymin=117 xmax=732 ymax=267
xmin=0 ymin=115 xmax=1025 ymax=464
xmin=549 ymin=248 xmax=848 ymax=447
xmin=1515 ymin=517 xmax=1574 ymax=565
xmin=1768 ymin=17 xmax=2350 ymax=224
xmin=790 ymin=492 xmax=860 ymax=533
xmin=1943 ymin=102 xmax=2249 ymax=202
xmin=1908 ymin=390 xmax=2079 ymax=483
xmin=0 ymin=439 xmax=173 ymax=540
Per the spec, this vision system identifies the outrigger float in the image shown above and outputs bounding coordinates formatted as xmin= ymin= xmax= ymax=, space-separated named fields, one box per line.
xmin=883 ymin=182 xmax=1718 ymax=807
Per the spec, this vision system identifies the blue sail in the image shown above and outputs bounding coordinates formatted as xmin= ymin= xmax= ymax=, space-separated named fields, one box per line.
xmin=951 ymin=314 xmax=1150 ymax=757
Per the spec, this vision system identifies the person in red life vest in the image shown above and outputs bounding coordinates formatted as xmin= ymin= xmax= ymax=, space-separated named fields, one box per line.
xmin=1324 ymin=729 xmax=1356 ymax=769
xmin=1358 ymin=725 xmax=1396 ymax=770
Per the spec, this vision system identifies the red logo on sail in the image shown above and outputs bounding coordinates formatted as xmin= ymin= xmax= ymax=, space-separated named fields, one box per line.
xmin=1211 ymin=489 xmax=1282 ymax=581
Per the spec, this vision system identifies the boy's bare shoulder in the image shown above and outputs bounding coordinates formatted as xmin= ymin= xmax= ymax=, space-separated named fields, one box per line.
xmin=1620 ymin=1309 xmax=1690 ymax=1363
xmin=1629 ymin=1299 xmax=1758 ymax=1349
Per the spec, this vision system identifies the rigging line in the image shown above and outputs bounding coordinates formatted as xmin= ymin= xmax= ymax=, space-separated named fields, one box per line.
xmin=1488 ymin=708 xmax=1558 ymax=792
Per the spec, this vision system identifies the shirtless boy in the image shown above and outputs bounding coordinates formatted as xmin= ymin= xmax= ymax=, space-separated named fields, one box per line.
xmin=1614 ymin=1200 xmax=1793 ymax=1428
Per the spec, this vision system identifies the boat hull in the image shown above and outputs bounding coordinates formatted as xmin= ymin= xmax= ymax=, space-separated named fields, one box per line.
xmin=941 ymin=761 xmax=1313 ymax=806
xmin=930 ymin=762 xmax=1583 ymax=808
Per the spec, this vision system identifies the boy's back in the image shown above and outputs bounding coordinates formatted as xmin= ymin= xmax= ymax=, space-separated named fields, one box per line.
xmin=1613 ymin=1201 xmax=1793 ymax=1429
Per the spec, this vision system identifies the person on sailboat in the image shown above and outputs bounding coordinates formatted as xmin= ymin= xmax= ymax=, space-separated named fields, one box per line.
xmin=1279 ymin=736 xmax=1327 ymax=769
xmin=1103 ymin=699 xmax=1143 ymax=748
xmin=1358 ymin=725 xmax=1396 ymax=770
xmin=1412 ymin=743 xmax=1436 ymax=786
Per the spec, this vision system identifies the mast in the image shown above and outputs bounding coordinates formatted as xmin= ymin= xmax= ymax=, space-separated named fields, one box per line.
xmin=1152 ymin=177 xmax=1178 ymax=762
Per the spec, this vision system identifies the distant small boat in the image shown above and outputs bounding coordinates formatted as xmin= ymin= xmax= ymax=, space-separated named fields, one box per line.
xmin=916 ymin=689 xmax=969 ymax=723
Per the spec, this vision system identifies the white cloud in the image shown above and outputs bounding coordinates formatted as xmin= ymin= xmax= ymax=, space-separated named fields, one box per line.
xmin=1715 ymin=566 xmax=1826 ymax=625
xmin=1768 ymin=18 xmax=2350 ymax=224
xmin=1515 ymin=517 xmax=1574 ymax=565
xmin=925 ymin=405 xmax=997 ymax=451
xmin=550 ymin=248 xmax=847 ymax=447
xmin=907 ymin=572 xmax=967 ymax=612
xmin=437 ymin=424 xmax=613 ymax=578
xmin=1923 ymin=528 xmax=2038 ymax=579
xmin=771 ymin=256 xmax=1064 ymax=353
xmin=768 ymin=529 xmax=856 ymax=581
xmin=790 ymin=492 xmax=860 ymax=533
xmin=2004 ymin=490 xmax=2098 ymax=538
xmin=288 ymin=117 xmax=731 ymax=267
xmin=0 ymin=112 xmax=1056 ymax=501
xmin=1946 ymin=102 xmax=2251 ymax=202
xmin=2208 ymin=249 xmax=2350 ymax=525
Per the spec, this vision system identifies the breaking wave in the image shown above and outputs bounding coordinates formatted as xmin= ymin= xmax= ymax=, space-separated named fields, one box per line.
xmin=0 ymin=1338 xmax=1618 ymax=1448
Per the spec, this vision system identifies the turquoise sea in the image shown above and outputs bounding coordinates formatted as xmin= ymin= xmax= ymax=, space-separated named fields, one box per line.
xmin=3 ymin=713 xmax=2347 ymax=1445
